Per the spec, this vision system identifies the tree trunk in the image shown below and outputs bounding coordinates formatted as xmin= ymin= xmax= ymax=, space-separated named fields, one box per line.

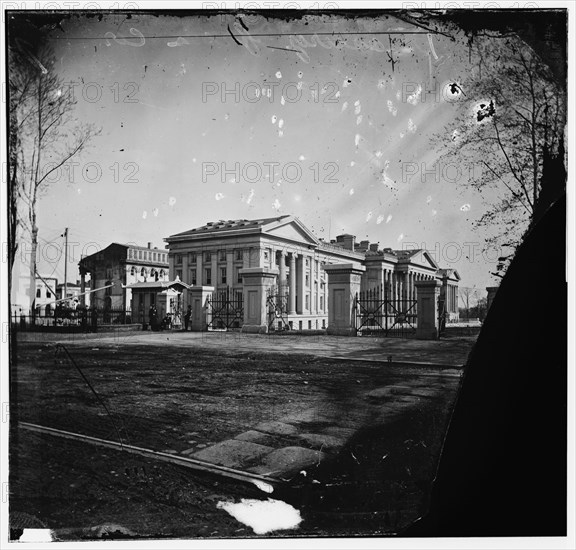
xmin=29 ymin=225 xmax=38 ymax=323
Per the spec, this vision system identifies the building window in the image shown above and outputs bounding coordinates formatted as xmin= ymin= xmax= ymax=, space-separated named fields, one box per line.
xmin=220 ymin=267 xmax=227 ymax=284
xmin=46 ymin=289 xmax=51 ymax=298
xmin=264 ymin=249 xmax=270 ymax=261
xmin=305 ymin=294 xmax=310 ymax=310
xmin=188 ymin=252 xmax=196 ymax=263
xmin=106 ymin=267 xmax=113 ymax=279
xmin=305 ymin=274 xmax=310 ymax=287
xmin=299 ymin=321 xmax=303 ymax=330
xmin=176 ymin=269 xmax=182 ymax=280
xmin=305 ymin=258 xmax=309 ymax=267
xmin=138 ymin=250 xmax=142 ymax=260
xmin=36 ymin=288 xmax=41 ymax=298
xmin=205 ymin=268 xmax=212 ymax=285
xmin=130 ymin=267 xmax=136 ymax=276
xmin=190 ymin=269 xmax=197 ymax=285
xmin=219 ymin=250 xmax=227 ymax=262
xmin=320 ymin=296 xmax=324 ymax=311
xmin=175 ymin=254 xmax=182 ymax=265
xmin=235 ymin=249 xmax=243 ymax=261
xmin=322 ymin=319 xmax=326 ymax=329
xmin=236 ymin=268 xmax=242 ymax=283
xmin=204 ymin=251 xmax=212 ymax=263
xmin=308 ymin=320 xmax=312 ymax=329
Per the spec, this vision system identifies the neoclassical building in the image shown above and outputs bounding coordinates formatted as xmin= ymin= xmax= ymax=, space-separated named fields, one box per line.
xmin=165 ymin=215 xmax=459 ymax=331
xmin=79 ymin=242 xmax=169 ymax=311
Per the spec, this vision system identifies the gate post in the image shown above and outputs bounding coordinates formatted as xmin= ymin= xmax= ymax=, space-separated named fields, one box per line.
xmin=415 ymin=279 xmax=441 ymax=339
xmin=188 ymin=286 xmax=214 ymax=331
xmin=240 ymin=267 xmax=278 ymax=334
xmin=324 ymin=263 xmax=365 ymax=336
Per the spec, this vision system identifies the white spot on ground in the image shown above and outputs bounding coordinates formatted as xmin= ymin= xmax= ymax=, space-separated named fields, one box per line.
xmin=278 ymin=130 xmax=284 ymax=138
xmin=386 ymin=214 xmax=393 ymax=223
xmin=215 ymin=192 xmax=224 ymax=201
xmin=432 ymin=209 xmax=438 ymax=216
xmin=341 ymin=101 xmax=348 ymax=113
xmin=356 ymin=115 xmax=363 ymax=125
xmin=460 ymin=203 xmax=471 ymax=211
xmin=299 ymin=155 xmax=306 ymax=161
xmin=350 ymin=161 xmax=356 ymax=166
xmin=271 ymin=115 xmax=277 ymax=124
xmin=355 ymin=134 xmax=361 ymax=147
xmin=153 ymin=208 xmax=159 ymax=217
xmin=349 ymin=188 xmax=355 ymax=195
xmin=275 ymin=70 xmax=282 ymax=79
xmin=297 ymin=81 xmax=303 ymax=90
xmin=280 ymin=95 xmax=286 ymax=106
xmin=142 ymin=211 xmax=147 ymax=219
xmin=272 ymin=198 xmax=281 ymax=211
xmin=376 ymin=215 xmax=384 ymax=224
xmin=387 ymin=100 xmax=397 ymax=116
xmin=168 ymin=196 xmax=177 ymax=206
xmin=375 ymin=150 xmax=383 ymax=158
xmin=278 ymin=119 xmax=284 ymax=129
xmin=366 ymin=211 xmax=373 ymax=222
xmin=426 ymin=195 xmax=432 ymax=203
xmin=217 ymin=499 xmax=302 ymax=535
xmin=397 ymin=233 xmax=404 ymax=242
xmin=245 ymin=189 xmax=255 ymax=204
xmin=408 ymin=118 xmax=417 ymax=133
xmin=297 ymin=71 xmax=303 ymax=78
xmin=343 ymin=77 xmax=351 ymax=87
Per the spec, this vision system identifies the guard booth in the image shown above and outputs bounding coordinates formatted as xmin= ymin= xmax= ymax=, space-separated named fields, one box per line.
xmin=127 ymin=279 xmax=190 ymax=330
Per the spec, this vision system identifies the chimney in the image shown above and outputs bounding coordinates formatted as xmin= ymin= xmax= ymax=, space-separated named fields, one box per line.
xmin=336 ymin=234 xmax=356 ymax=251
xmin=147 ymin=242 xmax=152 ymax=249
xmin=359 ymin=240 xmax=370 ymax=252
xmin=369 ymin=243 xmax=379 ymax=252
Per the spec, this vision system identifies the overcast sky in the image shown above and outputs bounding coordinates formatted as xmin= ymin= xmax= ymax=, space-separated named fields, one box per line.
xmin=13 ymin=11 xmax=508 ymax=296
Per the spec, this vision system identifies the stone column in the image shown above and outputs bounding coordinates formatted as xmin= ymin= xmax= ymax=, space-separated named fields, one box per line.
xmin=289 ymin=253 xmax=296 ymax=314
xmin=279 ymin=251 xmax=287 ymax=296
xmin=226 ymin=251 xmax=234 ymax=288
xmin=240 ymin=267 xmax=278 ymax=334
xmin=80 ymin=271 xmax=86 ymax=307
xmin=188 ymin=285 xmax=214 ymax=331
xmin=196 ymin=252 xmax=203 ymax=285
xmin=310 ymin=258 xmax=316 ymax=314
xmin=415 ymin=279 xmax=441 ymax=340
xmin=211 ymin=253 xmax=218 ymax=288
xmin=324 ymin=263 xmax=366 ymax=336
xmin=296 ymin=254 xmax=305 ymax=314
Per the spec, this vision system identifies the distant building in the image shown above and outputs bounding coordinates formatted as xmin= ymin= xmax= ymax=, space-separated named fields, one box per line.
xmin=165 ymin=215 xmax=459 ymax=330
xmin=79 ymin=242 xmax=169 ymax=311
xmin=11 ymin=275 xmax=58 ymax=317
xmin=56 ymin=280 xmax=90 ymax=307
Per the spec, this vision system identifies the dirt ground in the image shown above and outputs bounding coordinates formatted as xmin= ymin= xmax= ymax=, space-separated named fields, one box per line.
xmin=9 ymin=336 xmax=463 ymax=540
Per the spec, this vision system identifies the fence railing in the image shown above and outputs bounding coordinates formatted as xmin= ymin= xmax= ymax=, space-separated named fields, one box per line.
xmin=11 ymin=308 xmax=135 ymax=332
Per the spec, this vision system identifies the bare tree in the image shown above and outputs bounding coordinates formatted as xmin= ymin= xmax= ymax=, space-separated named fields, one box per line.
xmin=458 ymin=287 xmax=481 ymax=321
xmin=9 ymin=41 xmax=99 ymax=321
xmin=437 ymin=36 xmax=565 ymax=278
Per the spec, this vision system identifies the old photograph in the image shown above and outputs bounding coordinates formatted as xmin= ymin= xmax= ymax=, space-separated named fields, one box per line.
xmin=2 ymin=3 xmax=571 ymax=546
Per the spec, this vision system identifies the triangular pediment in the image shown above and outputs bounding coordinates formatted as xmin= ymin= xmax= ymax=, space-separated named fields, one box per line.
xmin=407 ymin=250 xmax=440 ymax=270
xmin=263 ymin=217 xmax=319 ymax=246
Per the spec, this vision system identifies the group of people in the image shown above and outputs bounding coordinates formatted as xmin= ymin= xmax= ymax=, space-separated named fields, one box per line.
xmin=147 ymin=304 xmax=193 ymax=331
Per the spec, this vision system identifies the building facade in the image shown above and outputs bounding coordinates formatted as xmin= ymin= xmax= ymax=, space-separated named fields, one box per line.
xmin=79 ymin=242 xmax=169 ymax=311
xmin=165 ymin=215 xmax=459 ymax=330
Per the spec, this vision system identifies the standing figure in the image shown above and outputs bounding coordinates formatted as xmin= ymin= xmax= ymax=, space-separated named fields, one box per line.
xmin=184 ymin=304 xmax=192 ymax=331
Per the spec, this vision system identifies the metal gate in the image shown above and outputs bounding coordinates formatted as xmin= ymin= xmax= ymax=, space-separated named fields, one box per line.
xmin=266 ymin=285 xmax=290 ymax=331
xmin=207 ymin=287 xmax=243 ymax=330
xmin=354 ymin=284 xmax=417 ymax=338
